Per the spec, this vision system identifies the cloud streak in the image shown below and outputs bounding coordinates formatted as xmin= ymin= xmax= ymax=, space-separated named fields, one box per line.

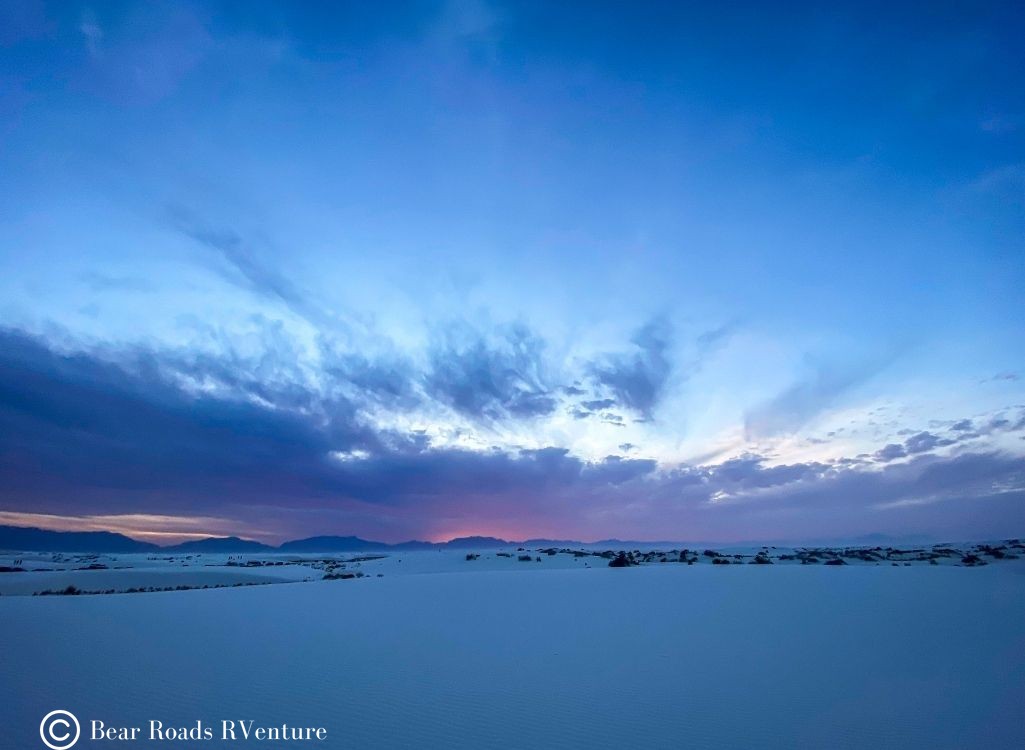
xmin=745 ymin=354 xmax=895 ymax=438
xmin=170 ymin=207 xmax=336 ymax=329
xmin=591 ymin=318 xmax=673 ymax=419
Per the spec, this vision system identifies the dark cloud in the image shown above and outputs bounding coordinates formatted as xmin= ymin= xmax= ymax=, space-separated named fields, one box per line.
xmin=693 ymin=451 xmax=1025 ymax=541
xmin=584 ymin=456 xmax=658 ymax=485
xmin=319 ymin=343 xmax=420 ymax=409
xmin=570 ymin=398 xmax=625 ymax=423
xmin=708 ymin=454 xmax=828 ymax=489
xmin=0 ymin=327 xmax=587 ymax=513
xmin=424 ymin=323 xmax=557 ymax=421
xmin=875 ymin=443 xmax=907 ymax=462
xmin=586 ymin=319 xmax=735 ymax=421
xmin=591 ymin=318 xmax=673 ymax=419
xmin=904 ymin=431 xmax=952 ymax=454
xmin=1 ymin=328 xmax=1023 ymax=543
xmin=950 ymin=419 xmax=975 ymax=432
xmin=0 ymin=329 xmax=361 ymax=508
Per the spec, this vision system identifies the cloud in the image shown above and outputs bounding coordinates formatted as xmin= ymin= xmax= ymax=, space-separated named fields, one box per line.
xmin=1 ymin=327 xmax=1023 ymax=543
xmin=585 ymin=455 xmax=658 ymax=485
xmin=874 ymin=443 xmax=907 ymax=462
xmin=0 ymin=328 xmax=368 ymax=502
xmin=424 ymin=322 xmax=557 ymax=421
xmin=591 ymin=317 xmax=673 ymax=419
xmin=904 ymin=431 xmax=952 ymax=455
xmin=79 ymin=10 xmax=103 ymax=57
xmin=570 ymin=397 xmax=622 ymax=423
xmin=968 ymin=163 xmax=1025 ymax=206
xmin=695 ymin=321 xmax=738 ymax=351
xmin=745 ymin=355 xmax=892 ymax=438
xmin=318 ymin=341 xmax=420 ymax=410
xmin=169 ymin=207 xmax=334 ymax=328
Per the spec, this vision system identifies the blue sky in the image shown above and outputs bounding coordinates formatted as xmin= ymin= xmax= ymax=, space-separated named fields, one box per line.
xmin=0 ymin=0 xmax=1023 ymax=543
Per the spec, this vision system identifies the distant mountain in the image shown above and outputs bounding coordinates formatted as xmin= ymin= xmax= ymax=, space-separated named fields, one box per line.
xmin=280 ymin=536 xmax=501 ymax=552
xmin=279 ymin=535 xmax=390 ymax=552
xmin=791 ymin=532 xmax=940 ymax=548
xmin=524 ymin=538 xmax=600 ymax=547
xmin=164 ymin=536 xmax=274 ymax=553
xmin=441 ymin=536 xmax=509 ymax=548
xmin=0 ymin=525 xmax=158 ymax=553
xmin=390 ymin=540 xmax=438 ymax=550
xmin=0 ymin=524 xmax=970 ymax=555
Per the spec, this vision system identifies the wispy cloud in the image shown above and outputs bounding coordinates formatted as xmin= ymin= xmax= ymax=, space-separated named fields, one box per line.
xmin=745 ymin=354 xmax=894 ymax=439
xmin=169 ymin=206 xmax=339 ymax=330
xmin=79 ymin=10 xmax=103 ymax=58
xmin=425 ymin=322 xmax=557 ymax=422
xmin=591 ymin=317 xmax=673 ymax=419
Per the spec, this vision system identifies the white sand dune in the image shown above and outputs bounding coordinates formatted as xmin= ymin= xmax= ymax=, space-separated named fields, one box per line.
xmin=3 ymin=560 xmax=1024 ymax=749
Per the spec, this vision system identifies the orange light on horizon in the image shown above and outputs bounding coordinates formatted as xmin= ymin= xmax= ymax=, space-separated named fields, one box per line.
xmin=0 ymin=510 xmax=272 ymax=546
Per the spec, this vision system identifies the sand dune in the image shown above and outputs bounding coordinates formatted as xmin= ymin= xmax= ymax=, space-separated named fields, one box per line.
xmin=3 ymin=560 xmax=1024 ymax=749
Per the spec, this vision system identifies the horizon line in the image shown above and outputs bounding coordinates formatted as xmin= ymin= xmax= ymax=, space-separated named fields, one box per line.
xmin=1 ymin=521 xmax=1012 ymax=550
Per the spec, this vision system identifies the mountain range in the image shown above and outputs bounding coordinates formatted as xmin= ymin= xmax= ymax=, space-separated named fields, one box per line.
xmin=0 ymin=524 xmax=944 ymax=554
xmin=0 ymin=525 xmax=534 ymax=553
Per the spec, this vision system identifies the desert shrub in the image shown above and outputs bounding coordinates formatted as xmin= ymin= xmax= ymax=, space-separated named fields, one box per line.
xmin=608 ymin=552 xmax=632 ymax=568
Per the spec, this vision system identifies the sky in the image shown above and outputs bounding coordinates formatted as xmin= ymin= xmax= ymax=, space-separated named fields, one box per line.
xmin=0 ymin=0 xmax=1023 ymax=544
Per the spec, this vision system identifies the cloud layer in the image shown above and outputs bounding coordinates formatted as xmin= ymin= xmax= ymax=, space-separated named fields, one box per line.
xmin=2 ymin=327 xmax=1022 ymax=543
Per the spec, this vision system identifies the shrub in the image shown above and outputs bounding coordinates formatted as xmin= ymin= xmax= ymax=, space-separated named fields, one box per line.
xmin=608 ymin=552 xmax=632 ymax=568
